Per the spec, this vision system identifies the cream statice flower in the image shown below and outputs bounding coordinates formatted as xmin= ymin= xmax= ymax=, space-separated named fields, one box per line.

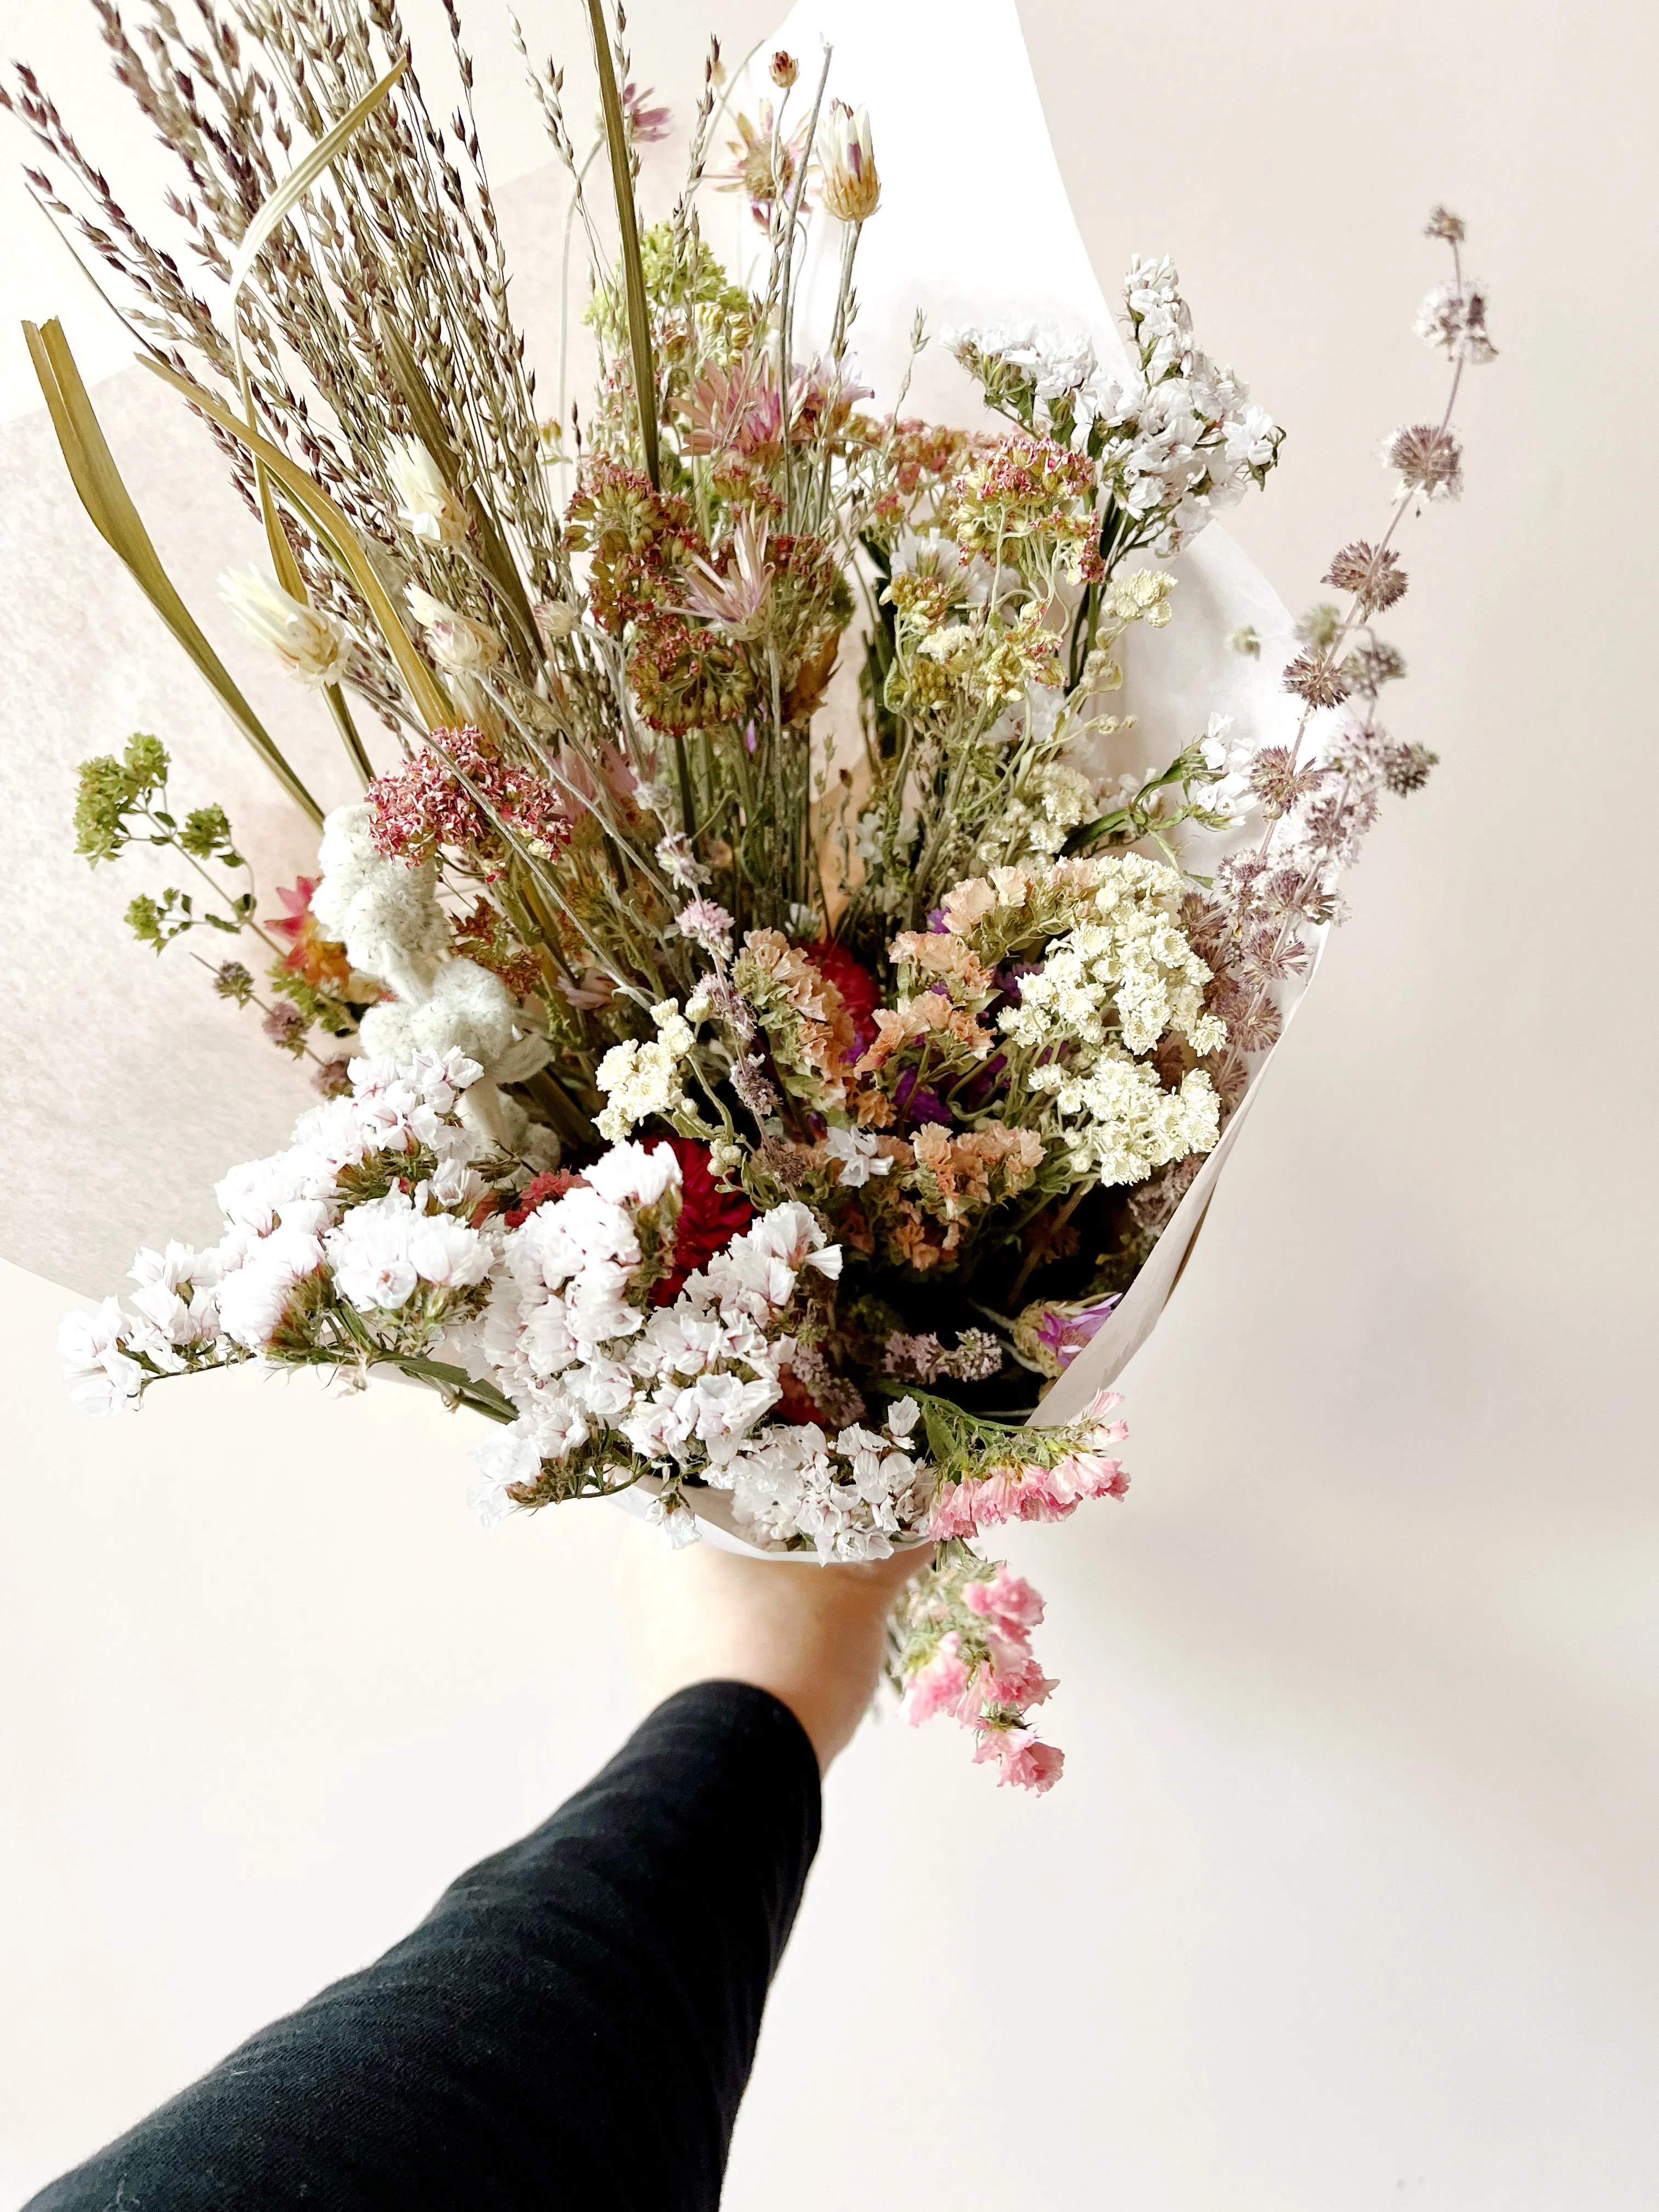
xmin=219 ymin=569 xmax=346 ymax=687
xmin=387 ymin=436 xmax=469 ymax=547
xmin=595 ymin=1001 xmax=696 ymax=1142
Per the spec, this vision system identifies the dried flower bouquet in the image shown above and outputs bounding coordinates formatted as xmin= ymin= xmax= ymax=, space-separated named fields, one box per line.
xmin=7 ymin=2 xmax=1491 ymax=1789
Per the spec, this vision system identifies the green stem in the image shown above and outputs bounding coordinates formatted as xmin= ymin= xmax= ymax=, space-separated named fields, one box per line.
xmin=586 ymin=0 xmax=660 ymax=490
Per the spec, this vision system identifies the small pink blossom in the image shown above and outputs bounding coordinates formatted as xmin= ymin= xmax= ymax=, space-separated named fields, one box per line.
xmin=964 ymin=1565 xmax=1045 ymax=1634
xmin=901 ymin=1634 xmax=970 ymax=1725
xmin=972 ymin=1724 xmax=1065 ymax=1794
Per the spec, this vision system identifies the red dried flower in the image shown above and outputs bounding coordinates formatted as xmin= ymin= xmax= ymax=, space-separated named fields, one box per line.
xmin=367 ymin=726 xmax=569 ymax=879
xmin=646 ymin=1136 xmax=754 ymax=1304
xmin=803 ymin=940 xmax=880 ymax=1059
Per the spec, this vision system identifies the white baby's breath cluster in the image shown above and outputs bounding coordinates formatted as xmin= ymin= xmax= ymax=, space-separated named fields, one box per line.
xmin=952 ymin=259 xmax=1282 ymax=557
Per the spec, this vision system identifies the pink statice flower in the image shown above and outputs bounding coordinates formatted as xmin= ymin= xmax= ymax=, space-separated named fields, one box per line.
xmin=973 ymin=1725 xmax=1065 ymax=1794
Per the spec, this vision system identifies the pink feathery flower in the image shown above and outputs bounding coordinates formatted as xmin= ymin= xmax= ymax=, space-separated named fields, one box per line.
xmin=620 ymin=82 xmax=672 ymax=144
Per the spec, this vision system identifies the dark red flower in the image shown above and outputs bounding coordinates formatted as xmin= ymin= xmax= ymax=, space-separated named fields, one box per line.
xmin=647 ymin=1136 xmax=754 ymax=1304
xmin=803 ymin=940 xmax=880 ymax=1059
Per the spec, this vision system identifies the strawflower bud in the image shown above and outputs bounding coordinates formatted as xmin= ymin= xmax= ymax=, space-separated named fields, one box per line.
xmin=219 ymin=568 xmax=347 ymax=687
xmin=770 ymin=50 xmax=798 ymax=88
xmin=820 ymin=100 xmax=880 ymax=224
xmin=387 ymin=436 xmax=470 ymax=548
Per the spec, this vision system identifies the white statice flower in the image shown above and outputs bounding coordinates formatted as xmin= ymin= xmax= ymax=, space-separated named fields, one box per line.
xmin=476 ymin=1164 xmax=850 ymax=1532
xmin=358 ymin=957 xmax=517 ymax=1071
xmin=126 ymin=1242 xmax=221 ymax=1357
xmin=58 ymin=1298 xmax=143 ymax=1418
xmin=1190 ymin=711 xmax=1256 ymax=826
xmin=387 ymin=436 xmax=469 ymax=547
xmin=309 ymin=803 xmax=449 ymax=1002
xmin=644 ymin=1491 xmax=702 ymax=1549
xmin=823 ymin=1124 xmax=892 ymax=1189
xmin=326 ymin=1191 xmax=419 ymax=1311
xmin=470 ymin=1418 xmax=545 ymax=1527
xmin=595 ymin=1001 xmax=696 ymax=1143
xmin=715 ymin=1398 xmax=930 ymax=1562
xmin=327 ymin=1188 xmax=494 ymax=1310
xmin=219 ymin=569 xmax=347 ymax=687
xmin=406 ymin=584 xmax=501 ymax=676
xmin=216 ymin=1224 xmax=326 ymax=1348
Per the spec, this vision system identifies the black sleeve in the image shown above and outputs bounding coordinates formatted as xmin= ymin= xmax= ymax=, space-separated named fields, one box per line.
xmin=26 ymin=1680 xmax=821 ymax=2212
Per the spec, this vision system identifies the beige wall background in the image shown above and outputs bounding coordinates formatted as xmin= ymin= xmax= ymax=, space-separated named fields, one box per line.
xmin=2 ymin=1 xmax=1655 ymax=2206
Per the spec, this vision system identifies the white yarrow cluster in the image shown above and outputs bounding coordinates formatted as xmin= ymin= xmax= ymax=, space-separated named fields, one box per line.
xmin=1000 ymin=852 xmax=1225 ymax=1059
xmin=594 ymin=1000 xmax=696 ymax=1142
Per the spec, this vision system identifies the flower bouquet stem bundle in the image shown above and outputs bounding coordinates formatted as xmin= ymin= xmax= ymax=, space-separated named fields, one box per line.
xmin=8 ymin=1 xmax=1491 ymax=1790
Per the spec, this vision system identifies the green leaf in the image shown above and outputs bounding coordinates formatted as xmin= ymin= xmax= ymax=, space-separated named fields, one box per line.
xmin=22 ymin=320 xmax=323 ymax=826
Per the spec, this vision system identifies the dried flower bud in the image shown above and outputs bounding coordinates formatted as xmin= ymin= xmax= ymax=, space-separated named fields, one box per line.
xmin=407 ymin=585 xmax=502 ymax=676
xmin=313 ymin=1056 xmax=355 ymax=1099
xmin=534 ymin=599 xmax=582 ymax=643
xmin=1381 ymin=422 xmax=1464 ymax=503
xmin=1294 ymin=603 xmax=1344 ymax=651
xmin=262 ymin=1000 xmax=309 ymax=1057
xmin=1282 ymin=651 xmax=1351 ymax=709
xmin=1324 ymin=541 xmax=1408 ymax=613
xmin=769 ymin=49 xmax=798 ymax=88
xmin=219 ymin=569 xmax=346 ymax=687
xmin=1228 ymin=626 xmax=1261 ymax=658
xmin=820 ymin=100 xmax=880 ymax=224
xmin=387 ymin=436 xmax=470 ymax=548
xmin=1424 ymin=205 xmax=1465 ymax=242
xmin=213 ymin=961 xmax=254 ymax=1005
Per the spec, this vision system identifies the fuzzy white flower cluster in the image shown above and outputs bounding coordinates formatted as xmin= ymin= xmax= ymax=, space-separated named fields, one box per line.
xmin=58 ymin=1051 xmax=492 ymax=1411
xmin=309 ymin=802 xmax=533 ymax=1108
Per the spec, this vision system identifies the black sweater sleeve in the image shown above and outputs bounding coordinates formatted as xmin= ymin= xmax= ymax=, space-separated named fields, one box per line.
xmin=26 ymin=1680 xmax=821 ymax=2212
